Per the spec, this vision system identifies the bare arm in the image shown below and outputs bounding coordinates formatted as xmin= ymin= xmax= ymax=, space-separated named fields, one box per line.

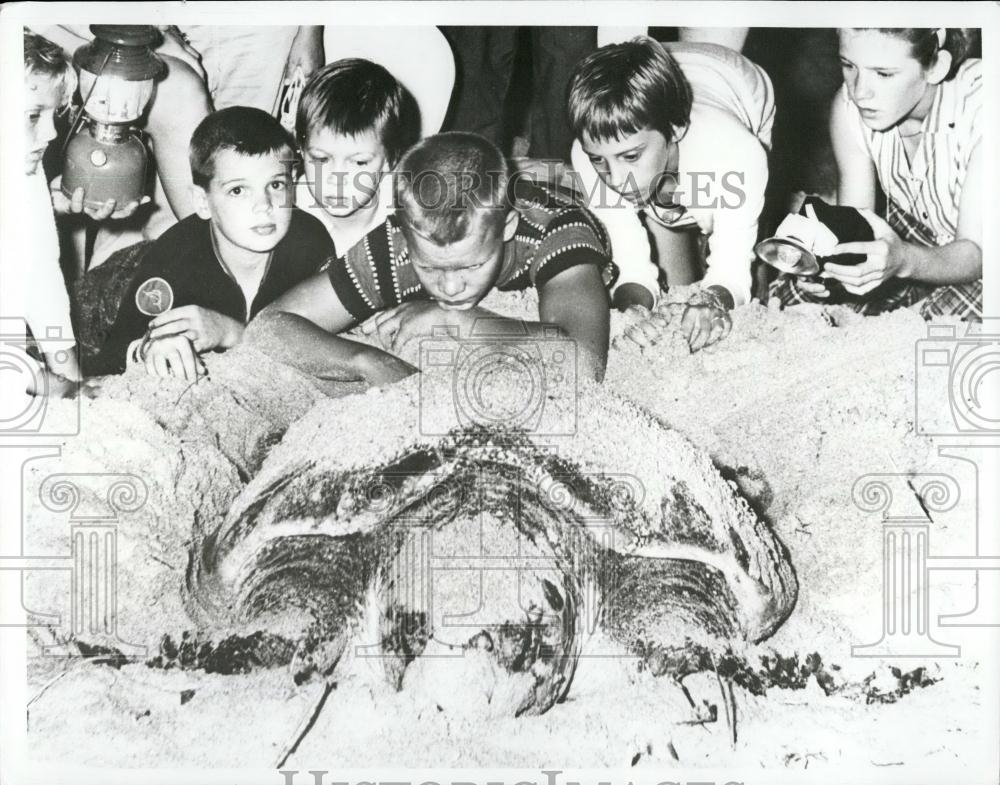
xmin=538 ymin=263 xmax=610 ymax=382
xmin=247 ymin=272 xmax=416 ymax=384
xmin=827 ymin=143 xmax=982 ymax=292
xmin=898 ymin=142 xmax=982 ymax=285
xmin=376 ymin=264 xmax=611 ymax=382
xmin=830 ymin=85 xmax=877 ymax=210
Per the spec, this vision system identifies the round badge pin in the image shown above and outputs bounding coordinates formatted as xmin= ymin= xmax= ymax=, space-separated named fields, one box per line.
xmin=135 ymin=277 xmax=175 ymax=316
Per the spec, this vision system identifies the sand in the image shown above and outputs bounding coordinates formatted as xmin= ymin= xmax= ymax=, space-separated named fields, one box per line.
xmin=21 ymin=289 xmax=997 ymax=773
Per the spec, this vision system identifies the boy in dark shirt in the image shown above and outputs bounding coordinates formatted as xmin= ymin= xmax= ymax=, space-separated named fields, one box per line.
xmin=91 ymin=106 xmax=334 ymax=379
xmin=249 ymin=131 xmax=617 ymax=382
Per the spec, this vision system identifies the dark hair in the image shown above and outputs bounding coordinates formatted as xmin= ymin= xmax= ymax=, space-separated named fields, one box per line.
xmin=23 ymin=30 xmax=75 ymax=108
xmin=189 ymin=106 xmax=294 ymax=188
xmin=394 ymin=132 xmax=509 ymax=246
xmin=853 ymin=28 xmax=978 ymax=80
xmin=296 ymin=58 xmax=421 ymax=168
xmin=567 ymin=36 xmax=692 ymax=145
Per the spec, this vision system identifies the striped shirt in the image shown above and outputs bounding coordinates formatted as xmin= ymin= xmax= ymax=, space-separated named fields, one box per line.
xmin=843 ymin=58 xmax=982 ymax=247
xmin=771 ymin=61 xmax=983 ymax=321
xmin=326 ymin=181 xmax=617 ymax=322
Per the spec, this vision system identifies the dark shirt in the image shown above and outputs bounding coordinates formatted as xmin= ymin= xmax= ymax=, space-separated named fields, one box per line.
xmin=326 ymin=181 xmax=618 ymax=322
xmin=91 ymin=209 xmax=334 ymax=375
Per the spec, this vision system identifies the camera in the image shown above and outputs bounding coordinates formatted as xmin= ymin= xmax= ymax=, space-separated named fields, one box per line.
xmin=915 ymin=320 xmax=1000 ymax=436
xmin=0 ymin=318 xmax=80 ymax=436
xmin=418 ymin=318 xmax=577 ymax=437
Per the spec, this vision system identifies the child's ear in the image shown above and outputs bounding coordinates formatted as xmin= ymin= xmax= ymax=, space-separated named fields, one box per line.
xmin=927 ymin=50 xmax=952 ymax=85
xmin=502 ymin=210 xmax=519 ymax=243
xmin=191 ymin=184 xmax=212 ymax=220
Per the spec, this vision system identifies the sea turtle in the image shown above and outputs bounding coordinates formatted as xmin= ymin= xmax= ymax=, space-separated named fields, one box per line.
xmin=184 ymin=378 xmax=798 ymax=716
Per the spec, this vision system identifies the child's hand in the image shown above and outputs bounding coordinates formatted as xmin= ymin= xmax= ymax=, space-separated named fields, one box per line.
xmin=823 ymin=210 xmax=906 ymax=295
xmin=147 ymin=306 xmax=245 ymax=352
xmin=49 ymin=176 xmax=150 ymax=221
xmin=793 ymin=278 xmax=831 ymax=299
xmin=681 ymin=286 xmax=734 ymax=353
xmin=32 ymin=369 xmax=80 ymax=399
xmin=615 ymin=305 xmax=674 ymax=351
xmin=362 ymin=301 xmax=473 ymax=354
xmin=139 ymin=334 xmax=205 ymax=382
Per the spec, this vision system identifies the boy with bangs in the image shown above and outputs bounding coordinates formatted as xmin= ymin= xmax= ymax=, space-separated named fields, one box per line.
xmin=90 ymin=106 xmax=333 ymax=379
xmin=249 ymin=131 xmax=618 ymax=383
xmin=567 ymin=38 xmax=774 ymax=352
xmin=294 ymin=58 xmax=421 ymax=255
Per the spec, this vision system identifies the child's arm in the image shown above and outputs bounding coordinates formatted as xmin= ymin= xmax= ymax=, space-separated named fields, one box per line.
xmin=145 ymin=306 xmax=245 ymax=352
xmin=247 ymin=272 xmax=417 ymax=385
xmin=830 ymin=85 xmax=878 ymax=210
xmin=537 ymin=263 xmax=610 ymax=381
xmin=825 ymin=143 xmax=982 ymax=294
xmin=570 ymin=140 xmax=658 ymax=310
xmin=369 ymin=264 xmax=611 ymax=382
xmin=696 ymin=128 xmax=766 ymax=310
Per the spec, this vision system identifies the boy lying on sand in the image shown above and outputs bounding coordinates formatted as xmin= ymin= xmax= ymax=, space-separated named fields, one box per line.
xmin=248 ymin=132 xmax=618 ymax=382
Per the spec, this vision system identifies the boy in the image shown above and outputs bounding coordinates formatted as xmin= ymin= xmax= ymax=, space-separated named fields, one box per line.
xmin=294 ymin=58 xmax=421 ymax=254
xmin=90 ymin=106 xmax=334 ymax=379
xmin=248 ymin=132 xmax=617 ymax=382
xmin=7 ymin=32 xmax=80 ymax=397
xmin=567 ymin=38 xmax=774 ymax=352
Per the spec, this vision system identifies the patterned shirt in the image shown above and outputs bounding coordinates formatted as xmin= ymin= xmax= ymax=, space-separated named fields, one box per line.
xmin=771 ymin=60 xmax=983 ymax=321
xmin=843 ymin=58 xmax=982 ymax=248
xmin=326 ymin=181 xmax=617 ymax=322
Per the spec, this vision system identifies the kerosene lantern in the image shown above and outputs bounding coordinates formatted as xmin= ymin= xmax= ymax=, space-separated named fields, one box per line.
xmin=61 ymin=25 xmax=165 ymax=209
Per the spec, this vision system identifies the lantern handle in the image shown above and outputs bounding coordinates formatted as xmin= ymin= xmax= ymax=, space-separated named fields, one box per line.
xmin=60 ymin=46 xmax=114 ymax=162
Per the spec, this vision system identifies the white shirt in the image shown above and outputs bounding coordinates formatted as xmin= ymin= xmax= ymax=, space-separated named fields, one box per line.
xmin=571 ymin=41 xmax=774 ymax=307
xmin=24 ymin=169 xmax=76 ymax=353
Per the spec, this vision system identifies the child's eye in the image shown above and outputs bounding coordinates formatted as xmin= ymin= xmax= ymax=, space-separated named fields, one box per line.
xmin=27 ymin=112 xmax=41 ymax=123
xmin=268 ymin=180 xmax=287 ymax=191
xmin=840 ymin=61 xmax=856 ymax=72
xmin=876 ymin=71 xmax=893 ymax=79
xmin=308 ymin=154 xmax=328 ymax=164
xmin=622 ymin=153 xmax=640 ymax=163
xmin=228 ymin=186 xmax=244 ymax=196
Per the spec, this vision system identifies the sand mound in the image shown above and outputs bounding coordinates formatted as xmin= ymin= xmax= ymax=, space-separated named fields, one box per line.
xmin=24 ymin=290 xmax=993 ymax=770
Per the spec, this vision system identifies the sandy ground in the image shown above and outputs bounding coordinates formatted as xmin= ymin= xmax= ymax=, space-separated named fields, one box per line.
xmin=20 ymin=290 xmax=998 ymax=773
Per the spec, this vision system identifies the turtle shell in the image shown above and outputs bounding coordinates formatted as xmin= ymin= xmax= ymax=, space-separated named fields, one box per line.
xmin=186 ymin=383 xmax=797 ymax=715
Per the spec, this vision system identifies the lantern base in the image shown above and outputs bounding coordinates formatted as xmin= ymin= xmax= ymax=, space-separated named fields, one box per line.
xmin=62 ymin=125 xmax=149 ymax=210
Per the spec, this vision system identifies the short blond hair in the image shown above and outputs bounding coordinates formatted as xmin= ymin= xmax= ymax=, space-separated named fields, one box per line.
xmin=24 ymin=29 xmax=76 ymax=109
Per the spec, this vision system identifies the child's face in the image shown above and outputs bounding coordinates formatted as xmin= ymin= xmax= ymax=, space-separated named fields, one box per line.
xmin=24 ymin=71 xmax=61 ymax=176
xmin=838 ymin=30 xmax=944 ymax=131
xmin=193 ymin=149 xmax=293 ymax=256
xmin=302 ymin=128 xmax=390 ymax=218
xmin=581 ymin=127 xmax=673 ymax=206
xmin=407 ymin=213 xmax=517 ymax=310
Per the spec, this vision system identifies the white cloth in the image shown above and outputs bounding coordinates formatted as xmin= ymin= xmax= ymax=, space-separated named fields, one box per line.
xmin=571 ymin=41 xmax=774 ymax=307
xmin=24 ymin=170 xmax=76 ymax=351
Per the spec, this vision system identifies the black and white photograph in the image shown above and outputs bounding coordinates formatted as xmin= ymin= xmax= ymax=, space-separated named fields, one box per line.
xmin=0 ymin=2 xmax=997 ymax=783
